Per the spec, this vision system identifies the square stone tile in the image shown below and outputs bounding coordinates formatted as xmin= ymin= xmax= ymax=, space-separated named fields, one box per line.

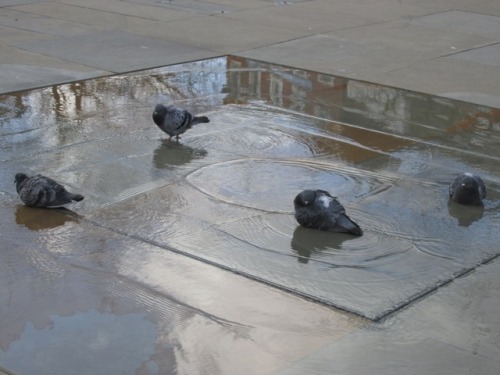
xmin=14 ymin=30 xmax=218 ymax=72
xmin=0 ymin=45 xmax=109 ymax=94
xmin=327 ymin=19 xmax=495 ymax=57
xmin=294 ymin=0 xmax=434 ymax=23
xmin=458 ymin=0 xmax=500 ymax=17
xmin=277 ymin=335 xmax=500 ymax=375
xmin=124 ymin=0 xmax=240 ymax=14
xmin=136 ymin=13 xmax=310 ymax=53
xmin=375 ymin=57 xmax=500 ymax=108
xmin=238 ymin=34 xmax=433 ymax=80
xmin=0 ymin=8 xmax=103 ymax=37
xmin=447 ymin=43 xmax=500 ymax=67
xmin=409 ymin=10 xmax=500 ymax=39
xmin=10 ymin=1 xmax=195 ymax=26
xmin=57 ymin=0 xmax=197 ymax=19
xmin=392 ymin=259 xmax=500 ymax=363
xmin=218 ymin=2 xmax=380 ymax=34
xmin=0 ymin=24 xmax=53 ymax=45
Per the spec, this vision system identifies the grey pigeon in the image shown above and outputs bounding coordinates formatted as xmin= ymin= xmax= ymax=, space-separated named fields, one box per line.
xmin=14 ymin=173 xmax=84 ymax=208
xmin=449 ymin=172 xmax=486 ymax=205
xmin=294 ymin=189 xmax=363 ymax=236
xmin=152 ymin=104 xmax=209 ymax=140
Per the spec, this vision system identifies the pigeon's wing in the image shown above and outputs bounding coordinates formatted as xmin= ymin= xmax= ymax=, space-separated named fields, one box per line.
xmin=177 ymin=109 xmax=193 ymax=130
xmin=19 ymin=177 xmax=54 ymax=207
xmin=326 ymin=197 xmax=346 ymax=215
xmin=295 ymin=205 xmax=316 ymax=227
xmin=33 ymin=175 xmax=75 ymax=207
xmin=332 ymin=213 xmax=363 ymax=235
xmin=316 ymin=189 xmax=333 ymax=198
xmin=166 ymin=107 xmax=192 ymax=129
xmin=323 ymin=197 xmax=362 ymax=235
xmin=475 ymin=175 xmax=487 ymax=199
xmin=449 ymin=176 xmax=461 ymax=197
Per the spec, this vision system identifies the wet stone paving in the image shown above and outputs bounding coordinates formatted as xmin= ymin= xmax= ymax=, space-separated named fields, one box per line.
xmin=1 ymin=56 xmax=500 ymax=373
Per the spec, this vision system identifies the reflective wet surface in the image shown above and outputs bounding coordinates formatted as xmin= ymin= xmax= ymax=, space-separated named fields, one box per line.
xmin=1 ymin=56 xmax=500 ymax=374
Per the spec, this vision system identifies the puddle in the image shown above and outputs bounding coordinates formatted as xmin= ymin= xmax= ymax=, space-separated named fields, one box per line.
xmin=1 ymin=55 xmax=500 ymax=372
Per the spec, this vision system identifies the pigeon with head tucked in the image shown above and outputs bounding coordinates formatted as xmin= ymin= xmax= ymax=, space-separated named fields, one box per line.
xmin=449 ymin=172 xmax=486 ymax=205
xmin=294 ymin=189 xmax=362 ymax=235
xmin=14 ymin=173 xmax=84 ymax=208
xmin=152 ymin=104 xmax=209 ymax=140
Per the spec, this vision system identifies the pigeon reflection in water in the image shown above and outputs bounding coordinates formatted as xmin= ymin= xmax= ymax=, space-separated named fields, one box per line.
xmin=15 ymin=205 xmax=79 ymax=231
xmin=447 ymin=200 xmax=484 ymax=227
xmin=291 ymin=226 xmax=353 ymax=264
xmin=153 ymin=141 xmax=208 ymax=169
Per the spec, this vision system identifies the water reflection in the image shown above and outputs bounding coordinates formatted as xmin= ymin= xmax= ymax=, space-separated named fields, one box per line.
xmin=1 ymin=55 xmax=500 ymax=326
xmin=15 ymin=205 xmax=78 ymax=231
xmin=290 ymin=226 xmax=353 ymax=264
xmin=153 ymin=140 xmax=208 ymax=169
xmin=0 ymin=311 xmax=157 ymax=375
xmin=447 ymin=200 xmax=485 ymax=227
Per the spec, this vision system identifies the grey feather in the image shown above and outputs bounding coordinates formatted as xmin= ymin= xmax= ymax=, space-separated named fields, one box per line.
xmin=294 ymin=189 xmax=363 ymax=235
xmin=14 ymin=173 xmax=84 ymax=208
xmin=152 ymin=104 xmax=209 ymax=140
xmin=449 ymin=173 xmax=486 ymax=205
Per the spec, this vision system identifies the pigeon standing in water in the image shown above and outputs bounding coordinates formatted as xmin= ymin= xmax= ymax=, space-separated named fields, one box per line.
xmin=14 ymin=173 xmax=84 ymax=208
xmin=294 ymin=189 xmax=363 ymax=235
xmin=152 ymin=104 xmax=209 ymax=140
xmin=449 ymin=172 xmax=486 ymax=205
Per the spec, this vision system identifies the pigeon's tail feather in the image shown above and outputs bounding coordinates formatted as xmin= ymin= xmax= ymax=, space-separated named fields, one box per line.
xmin=71 ymin=194 xmax=84 ymax=202
xmin=191 ymin=116 xmax=210 ymax=125
xmin=334 ymin=214 xmax=363 ymax=236
xmin=44 ymin=194 xmax=83 ymax=208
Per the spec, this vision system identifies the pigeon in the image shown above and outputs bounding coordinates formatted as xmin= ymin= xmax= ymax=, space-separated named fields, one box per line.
xmin=294 ymin=189 xmax=363 ymax=235
xmin=449 ymin=172 xmax=486 ymax=205
xmin=152 ymin=104 xmax=209 ymax=140
xmin=14 ymin=173 xmax=84 ymax=208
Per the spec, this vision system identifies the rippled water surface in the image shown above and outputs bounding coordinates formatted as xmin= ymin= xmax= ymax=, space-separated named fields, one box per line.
xmin=1 ymin=56 xmax=499 ymax=374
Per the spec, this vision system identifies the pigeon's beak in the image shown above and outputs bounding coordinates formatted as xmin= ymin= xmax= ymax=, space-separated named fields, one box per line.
xmin=153 ymin=111 xmax=157 ymax=116
xmin=461 ymin=183 xmax=466 ymax=187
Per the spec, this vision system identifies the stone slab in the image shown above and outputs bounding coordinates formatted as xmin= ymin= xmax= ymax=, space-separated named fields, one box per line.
xmin=277 ymin=258 xmax=500 ymax=374
xmin=218 ymin=2 xmax=379 ymax=34
xmin=447 ymin=43 xmax=500 ymax=67
xmin=0 ymin=0 xmax=43 ymax=5
xmin=326 ymin=19 xmax=496 ymax=58
xmin=0 ymin=24 xmax=52 ymax=45
xmin=139 ymin=13 xmax=311 ymax=53
xmin=0 ymin=8 xmax=103 ymax=37
xmin=458 ymin=0 xmax=500 ymax=17
xmin=292 ymin=0 xmax=436 ymax=23
xmin=10 ymin=1 xmax=195 ymax=25
xmin=14 ymin=30 xmax=218 ymax=73
xmin=375 ymin=57 xmax=500 ymax=108
xmin=277 ymin=335 xmax=500 ymax=375
xmin=237 ymin=34 xmax=433 ymax=80
xmin=0 ymin=46 xmax=109 ymax=94
xmin=124 ymin=0 xmax=240 ymax=14
xmin=409 ymin=10 xmax=500 ymax=39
